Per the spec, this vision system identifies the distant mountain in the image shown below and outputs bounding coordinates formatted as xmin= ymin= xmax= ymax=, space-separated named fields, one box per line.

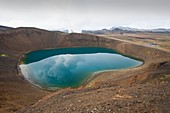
xmin=61 ymin=29 xmax=69 ymax=33
xmin=0 ymin=25 xmax=14 ymax=30
xmin=82 ymin=27 xmax=170 ymax=34
xmin=55 ymin=28 xmax=69 ymax=33
xmin=52 ymin=29 xmax=69 ymax=33
xmin=110 ymin=26 xmax=140 ymax=31
xmin=150 ymin=28 xmax=170 ymax=33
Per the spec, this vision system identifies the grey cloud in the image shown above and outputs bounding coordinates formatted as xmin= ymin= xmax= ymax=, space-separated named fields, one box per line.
xmin=1 ymin=0 xmax=169 ymax=12
xmin=0 ymin=0 xmax=170 ymax=31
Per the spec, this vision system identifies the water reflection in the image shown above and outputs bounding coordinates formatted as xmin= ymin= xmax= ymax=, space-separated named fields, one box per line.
xmin=20 ymin=53 xmax=142 ymax=89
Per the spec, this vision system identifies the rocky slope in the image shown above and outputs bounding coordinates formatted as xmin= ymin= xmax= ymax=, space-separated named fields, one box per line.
xmin=0 ymin=27 xmax=169 ymax=113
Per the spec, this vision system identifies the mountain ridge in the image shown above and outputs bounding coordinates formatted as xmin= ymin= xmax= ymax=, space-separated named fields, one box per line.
xmin=0 ymin=25 xmax=14 ymax=30
xmin=82 ymin=26 xmax=170 ymax=34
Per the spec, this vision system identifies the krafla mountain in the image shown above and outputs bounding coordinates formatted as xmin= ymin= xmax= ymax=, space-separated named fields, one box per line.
xmin=82 ymin=26 xmax=170 ymax=34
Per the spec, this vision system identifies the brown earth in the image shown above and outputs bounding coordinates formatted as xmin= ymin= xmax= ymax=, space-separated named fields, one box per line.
xmin=98 ymin=32 xmax=170 ymax=52
xmin=0 ymin=28 xmax=170 ymax=113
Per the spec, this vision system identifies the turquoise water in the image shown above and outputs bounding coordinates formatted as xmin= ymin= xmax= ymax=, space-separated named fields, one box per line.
xmin=24 ymin=47 xmax=118 ymax=64
xmin=20 ymin=47 xmax=143 ymax=90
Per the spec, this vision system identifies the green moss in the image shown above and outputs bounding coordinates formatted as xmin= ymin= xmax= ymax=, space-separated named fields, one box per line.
xmin=160 ymin=74 xmax=170 ymax=81
xmin=20 ymin=61 xmax=25 ymax=64
xmin=0 ymin=54 xmax=9 ymax=57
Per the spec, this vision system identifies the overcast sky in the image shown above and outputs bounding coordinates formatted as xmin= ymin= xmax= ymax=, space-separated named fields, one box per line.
xmin=0 ymin=0 xmax=170 ymax=32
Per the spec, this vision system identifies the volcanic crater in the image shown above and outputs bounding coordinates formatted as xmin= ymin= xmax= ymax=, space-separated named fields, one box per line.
xmin=0 ymin=28 xmax=170 ymax=113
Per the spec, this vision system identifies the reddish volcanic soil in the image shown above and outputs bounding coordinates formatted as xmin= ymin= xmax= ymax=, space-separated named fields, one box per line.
xmin=0 ymin=28 xmax=170 ymax=113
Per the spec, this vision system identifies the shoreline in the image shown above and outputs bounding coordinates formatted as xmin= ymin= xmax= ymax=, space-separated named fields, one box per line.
xmin=18 ymin=48 xmax=144 ymax=91
xmin=81 ymin=60 xmax=145 ymax=88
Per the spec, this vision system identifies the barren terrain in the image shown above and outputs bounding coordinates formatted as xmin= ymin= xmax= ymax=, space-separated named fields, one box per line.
xmin=98 ymin=33 xmax=170 ymax=52
xmin=0 ymin=28 xmax=169 ymax=113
